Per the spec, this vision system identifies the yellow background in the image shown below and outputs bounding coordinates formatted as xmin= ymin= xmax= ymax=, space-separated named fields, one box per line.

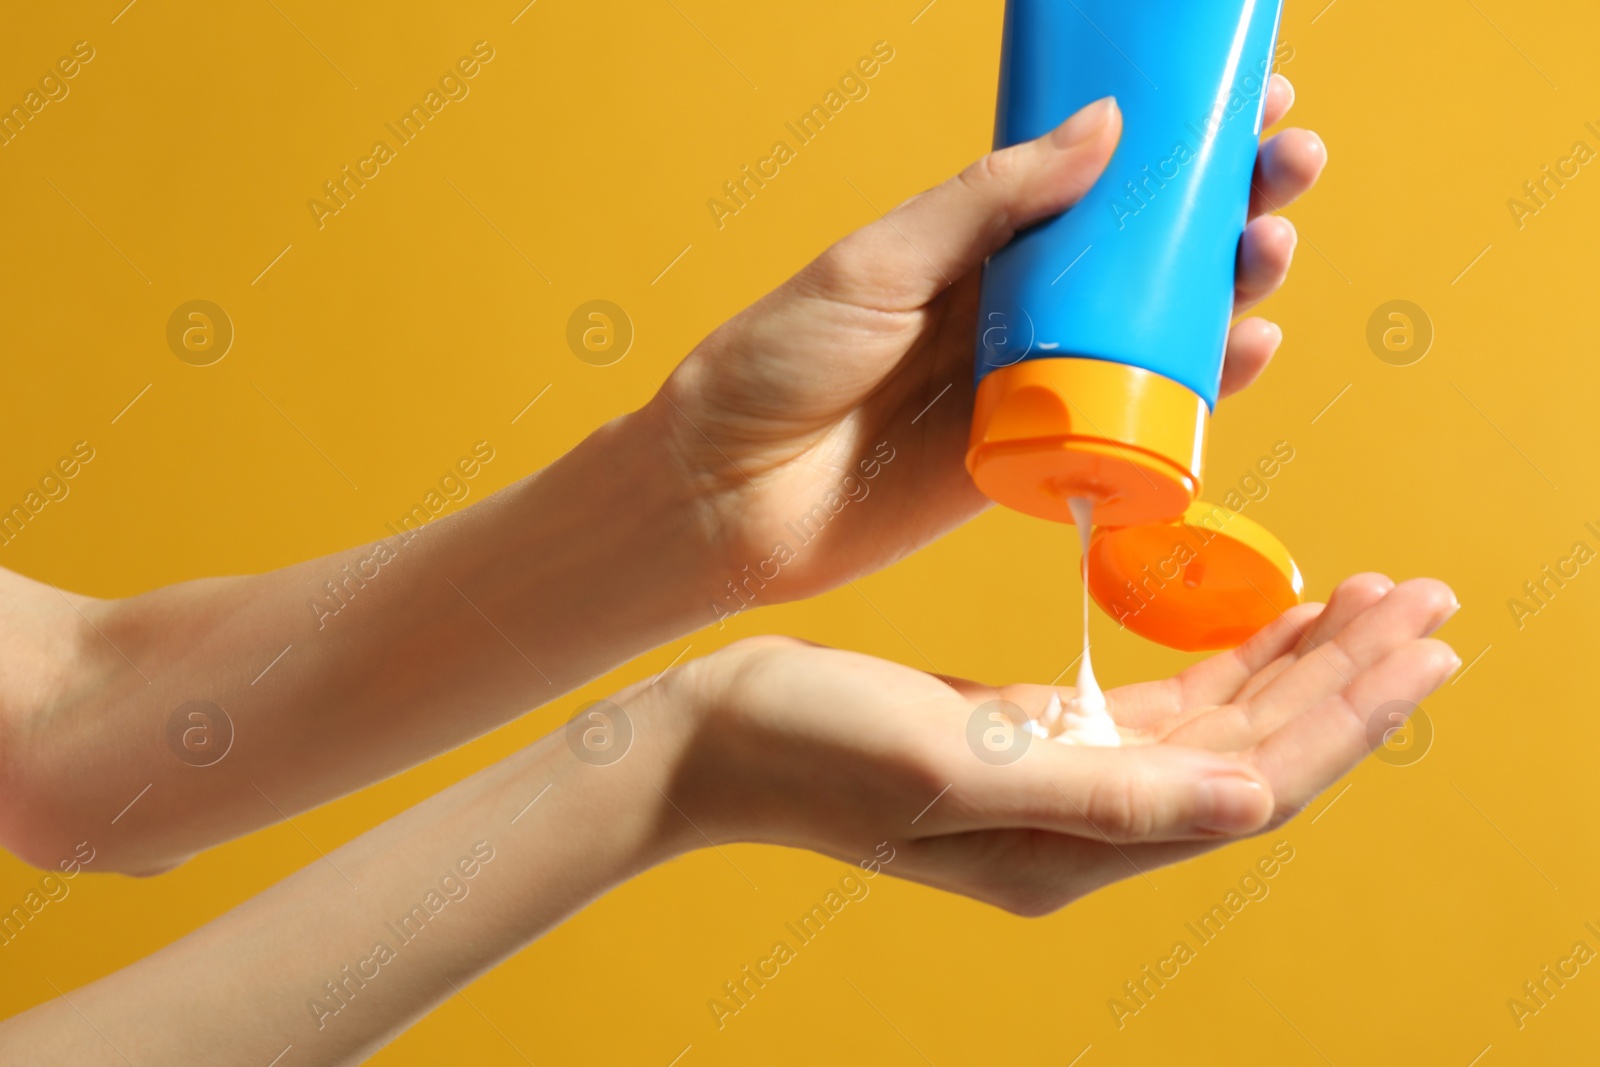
xmin=2 ymin=0 xmax=1597 ymax=1063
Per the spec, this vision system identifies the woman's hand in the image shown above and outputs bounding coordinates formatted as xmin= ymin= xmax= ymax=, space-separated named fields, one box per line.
xmin=0 ymin=576 xmax=1452 ymax=1062
xmin=651 ymin=78 xmax=1326 ymax=607
xmin=650 ymin=574 xmax=1456 ymax=914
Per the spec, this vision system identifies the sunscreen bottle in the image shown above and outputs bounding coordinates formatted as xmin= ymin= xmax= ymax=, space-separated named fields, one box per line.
xmin=967 ymin=0 xmax=1303 ymax=651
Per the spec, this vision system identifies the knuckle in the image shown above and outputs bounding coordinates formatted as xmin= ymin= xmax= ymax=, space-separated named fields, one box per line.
xmin=960 ymin=145 xmax=1020 ymax=192
xmin=1084 ymin=773 xmax=1155 ymax=842
xmin=1332 ymin=692 xmax=1369 ymax=737
xmin=1311 ymin=627 xmax=1362 ymax=680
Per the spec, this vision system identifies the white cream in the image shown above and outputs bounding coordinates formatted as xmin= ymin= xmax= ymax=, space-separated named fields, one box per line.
xmin=1032 ymin=497 xmax=1123 ymax=747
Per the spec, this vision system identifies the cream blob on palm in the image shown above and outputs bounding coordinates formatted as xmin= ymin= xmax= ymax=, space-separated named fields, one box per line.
xmin=1027 ymin=497 xmax=1127 ymax=748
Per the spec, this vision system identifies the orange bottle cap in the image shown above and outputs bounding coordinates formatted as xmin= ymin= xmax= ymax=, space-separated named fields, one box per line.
xmin=966 ymin=358 xmax=1304 ymax=651
xmin=966 ymin=357 xmax=1208 ymax=528
xmin=1085 ymin=500 xmax=1305 ymax=652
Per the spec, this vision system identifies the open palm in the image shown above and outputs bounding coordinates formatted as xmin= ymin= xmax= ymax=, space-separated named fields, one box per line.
xmin=663 ymin=574 xmax=1458 ymax=914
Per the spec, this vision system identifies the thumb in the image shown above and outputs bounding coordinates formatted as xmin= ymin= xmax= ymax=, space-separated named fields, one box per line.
xmin=799 ymin=96 xmax=1122 ymax=311
xmin=952 ymin=742 xmax=1274 ymax=845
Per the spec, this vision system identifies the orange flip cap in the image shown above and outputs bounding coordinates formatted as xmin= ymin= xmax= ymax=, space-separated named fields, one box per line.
xmin=966 ymin=357 xmax=1304 ymax=651
xmin=1086 ymin=501 xmax=1304 ymax=652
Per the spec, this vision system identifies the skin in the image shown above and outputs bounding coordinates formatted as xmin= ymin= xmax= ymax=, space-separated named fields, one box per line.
xmin=0 ymin=83 xmax=1319 ymax=872
xmin=0 ymin=574 xmax=1458 ymax=1064
xmin=0 ymin=79 xmax=1460 ymax=1062
xmin=0 ymin=82 xmax=1326 ymax=877
xmin=659 ymin=86 xmax=1321 ymax=601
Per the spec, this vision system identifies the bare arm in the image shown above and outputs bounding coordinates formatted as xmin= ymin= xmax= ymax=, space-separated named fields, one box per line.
xmin=0 ymin=407 xmax=714 ymax=874
xmin=0 ymin=671 xmax=683 ymax=1066
xmin=0 ymin=85 xmax=1325 ymax=876
xmin=0 ymin=574 xmax=1456 ymax=1064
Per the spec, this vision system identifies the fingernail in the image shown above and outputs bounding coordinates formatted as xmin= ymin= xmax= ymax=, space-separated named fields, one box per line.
xmin=1425 ymin=596 xmax=1463 ymax=639
xmin=1266 ymin=321 xmax=1284 ymax=351
xmin=1196 ymin=777 xmax=1270 ymax=834
xmin=1274 ymin=73 xmax=1295 ymax=111
xmin=1052 ymin=96 xmax=1117 ymax=148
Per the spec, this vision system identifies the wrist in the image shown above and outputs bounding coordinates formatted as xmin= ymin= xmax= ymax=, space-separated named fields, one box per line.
xmin=639 ymin=363 xmax=826 ymax=624
xmin=629 ymin=384 xmax=781 ymax=627
xmin=627 ymin=637 xmax=812 ymax=854
xmin=532 ymin=669 xmax=707 ymax=872
xmin=448 ymin=404 xmax=724 ymax=685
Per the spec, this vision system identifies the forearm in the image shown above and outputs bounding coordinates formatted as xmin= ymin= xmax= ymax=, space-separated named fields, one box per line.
xmin=5 ymin=404 xmax=715 ymax=872
xmin=0 ymin=682 xmax=690 ymax=1064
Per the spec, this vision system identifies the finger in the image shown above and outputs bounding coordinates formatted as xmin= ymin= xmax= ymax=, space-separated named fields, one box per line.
xmin=1160 ymin=576 xmax=1402 ymax=748
xmin=1217 ymin=316 xmax=1283 ymax=398
xmin=1163 ymin=601 xmax=1327 ymax=714
xmin=1165 ymin=575 xmax=1429 ymax=751
xmin=1234 ymin=215 xmax=1298 ymax=311
xmin=1233 ymin=573 xmax=1395 ymax=703
xmin=1249 ymin=126 xmax=1327 ymax=220
xmin=1288 ymin=574 xmax=1399 ymax=651
xmin=1250 ymin=638 xmax=1460 ymax=815
xmin=798 ymin=97 xmax=1122 ymax=312
xmin=1261 ymin=74 xmax=1294 ymax=130
xmin=942 ymin=742 xmax=1274 ymax=844
xmin=1243 ymin=578 xmax=1459 ymax=735
xmin=1127 ymin=639 xmax=1460 ymax=876
xmin=1141 ymin=602 xmax=1332 ymax=750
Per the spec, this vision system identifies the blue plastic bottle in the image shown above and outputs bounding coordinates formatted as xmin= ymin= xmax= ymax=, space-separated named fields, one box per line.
xmin=965 ymin=0 xmax=1303 ymax=652
xmin=967 ymin=0 xmax=1285 ymax=530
